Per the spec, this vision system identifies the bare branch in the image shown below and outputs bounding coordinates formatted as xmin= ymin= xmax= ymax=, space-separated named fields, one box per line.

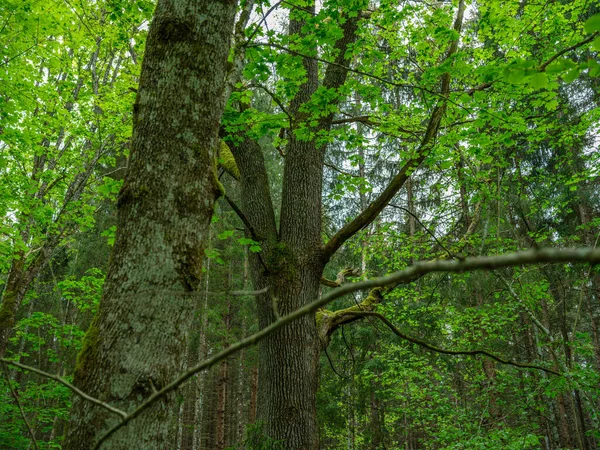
xmin=1 ymin=358 xmax=127 ymax=419
xmin=323 ymin=104 xmax=445 ymax=260
xmin=331 ymin=115 xmax=375 ymax=126
xmin=249 ymin=82 xmax=293 ymax=124
xmin=345 ymin=311 xmax=561 ymax=376
xmin=222 ymin=194 xmax=270 ymax=274
xmin=93 ymin=246 xmax=600 ymax=449
xmin=389 ymin=203 xmax=455 ymax=260
xmin=323 ymin=162 xmax=359 ymax=178
xmin=320 ymin=267 xmax=361 ymax=288
xmin=207 ymin=287 xmax=269 ymax=296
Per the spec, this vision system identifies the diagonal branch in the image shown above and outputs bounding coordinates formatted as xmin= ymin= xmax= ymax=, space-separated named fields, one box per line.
xmin=253 ymin=42 xmax=436 ymax=96
xmin=539 ymin=31 xmax=599 ymax=70
xmin=222 ymin=194 xmax=270 ymax=273
xmin=1 ymin=358 xmax=127 ymax=419
xmin=323 ymin=104 xmax=445 ymax=260
xmin=322 ymin=1 xmax=465 ymax=261
xmin=345 ymin=311 xmax=561 ymax=376
xmin=389 ymin=203 xmax=455 ymax=259
xmin=320 ymin=267 xmax=361 ymax=288
xmin=91 ymin=246 xmax=600 ymax=449
xmin=467 ymin=31 xmax=599 ymax=95
xmin=2 ymin=362 xmax=40 ymax=450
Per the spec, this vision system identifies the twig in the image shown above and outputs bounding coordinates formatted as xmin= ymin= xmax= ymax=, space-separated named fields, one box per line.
xmin=343 ymin=311 xmax=561 ymax=376
xmin=1 ymin=358 xmax=127 ymax=419
xmin=244 ymin=0 xmax=284 ymax=46
xmin=324 ymin=347 xmax=348 ymax=379
xmin=207 ymin=287 xmax=269 ymax=296
xmin=248 ymin=82 xmax=293 ymax=125
xmin=467 ymin=31 xmax=599 ymax=95
xmin=388 ymin=203 xmax=455 ymax=260
xmin=330 ymin=115 xmax=375 ymax=126
xmin=324 ymin=162 xmax=359 ymax=178
xmin=222 ymin=193 xmax=270 ymax=273
xmin=2 ymin=362 xmax=40 ymax=450
xmin=252 ymin=42 xmax=437 ymax=96
xmin=539 ymin=31 xmax=599 ymax=70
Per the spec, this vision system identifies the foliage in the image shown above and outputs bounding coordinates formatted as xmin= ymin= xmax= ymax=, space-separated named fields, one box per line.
xmin=1 ymin=0 xmax=600 ymax=448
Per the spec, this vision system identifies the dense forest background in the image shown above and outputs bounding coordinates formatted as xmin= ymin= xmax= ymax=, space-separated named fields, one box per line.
xmin=1 ymin=0 xmax=600 ymax=448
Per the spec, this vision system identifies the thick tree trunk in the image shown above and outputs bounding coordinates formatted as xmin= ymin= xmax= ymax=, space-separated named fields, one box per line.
xmin=255 ymin=267 xmax=324 ymax=449
xmin=64 ymin=0 xmax=237 ymax=448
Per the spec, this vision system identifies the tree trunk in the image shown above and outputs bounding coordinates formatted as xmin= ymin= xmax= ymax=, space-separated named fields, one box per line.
xmin=64 ymin=0 xmax=237 ymax=447
xmin=0 ymin=254 xmax=45 ymax=357
xmin=228 ymin=5 xmax=362 ymax=446
xmin=248 ymin=366 xmax=259 ymax=425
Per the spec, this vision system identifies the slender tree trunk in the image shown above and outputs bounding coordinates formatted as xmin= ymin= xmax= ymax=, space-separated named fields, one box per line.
xmin=215 ymin=356 xmax=229 ymax=450
xmin=0 ymin=255 xmax=45 ymax=357
xmin=192 ymin=261 xmax=212 ymax=450
xmin=215 ymin=297 xmax=232 ymax=450
xmin=64 ymin=1 xmax=237 ymax=447
xmin=248 ymin=366 xmax=259 ymax=425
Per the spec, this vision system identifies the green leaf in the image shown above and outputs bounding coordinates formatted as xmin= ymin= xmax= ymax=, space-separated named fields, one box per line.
xmin=529 ymin=72 xmax=549 ymax=89
xmin=563 ymin=68 xmax=580 ymax=83
xmin=217 ymin=230 xmax=234 ymax=240
xmin=589 ymin=59 xmax=600 ymax=77
xmin=584 ymin=13 xmax=600 ymax=33
xmin=504 ymin=68 xmax=527 ymax=84
xmin=98 ymin=177 xmax=123 ymax=198
xmin=593 ymin=36 xmax=600 ymax=51
xmin=101 ymin=226 xmax=117 ymax=247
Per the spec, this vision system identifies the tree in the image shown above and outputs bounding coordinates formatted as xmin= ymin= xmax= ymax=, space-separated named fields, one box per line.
xmin=62 ymin=0 xmax=238 ymax=447
xmin=220 ymin=0 xmax=600 ymax=447
xmin=0 ymin=0 xmax=146 ymax=358
xmin=1 ymin=0 xmax=599 ymax=448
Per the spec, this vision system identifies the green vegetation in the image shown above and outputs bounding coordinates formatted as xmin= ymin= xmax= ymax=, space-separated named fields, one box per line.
xmin=1 ymin=0 xmax=599 ymax=448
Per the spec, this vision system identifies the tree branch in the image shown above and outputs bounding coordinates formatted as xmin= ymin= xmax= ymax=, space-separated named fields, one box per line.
xmin=2 ymin=362 xmax=40 ymax=450
xmin=331 ymin=115 xmax=375 ymax=126
xmin=323 ymin=162 xmax=360 ymax=177
xmin=538 ymin=31 xmax=599 ymax=71
xmin=320 ymin=267 xmax=360 ymax=288
xmin=222 ymin=194 xmax=270 ymax=273
xmin=389 ymin=203 xmax=455 ymax=259
xmin=249 ymin=82 xmax=293 ymax=125
xmin=323 ymin=104 xmax=445 ymax=260
xmin=318 ymin=287 xmax=383 ymax=346
xmin=1 ymin=358 xmax=127 ymax=419
xmin=467 ymin=31 xmax=599 ymax=95
xmin=322 ymin=1 xmax=465 ymax=261
xmin=254 ymin=42 xmax=436 ymax=96
xmin=207 ymin=287 xmax=269 ymax=296
xmin=92 ymin=246 xmax=600 ymax=449
xmin=344 ymin=311 xmax=561 ymax=376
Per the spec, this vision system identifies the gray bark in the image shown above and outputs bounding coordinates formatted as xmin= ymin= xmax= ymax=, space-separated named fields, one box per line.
xmin=64 ymin=0 xmax=237 ymax=448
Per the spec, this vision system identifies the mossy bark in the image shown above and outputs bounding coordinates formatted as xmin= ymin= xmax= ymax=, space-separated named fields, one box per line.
xmin=64 ymin=1 xmax=238 ymax=448
xmin=0 ymin=254 xmax=45 ymax=358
